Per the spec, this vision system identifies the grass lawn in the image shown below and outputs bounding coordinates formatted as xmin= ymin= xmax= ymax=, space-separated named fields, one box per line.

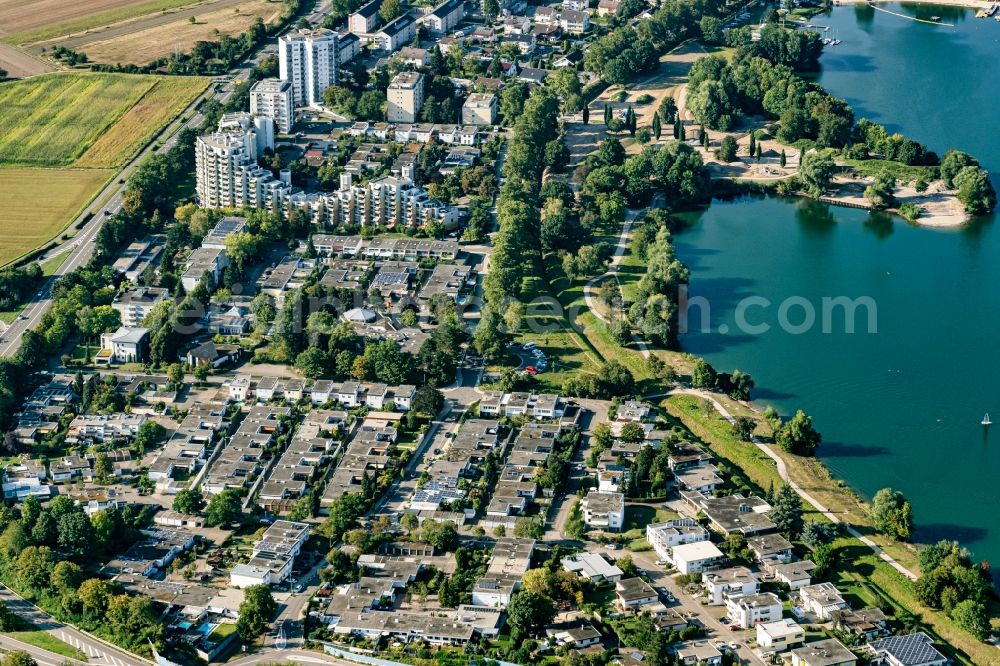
xmin=0 ymin=167 xmax=113 ymax=267
xmin=10 ymin=631 xmax=87 ymax=660
xmin=622 ymin=504 xmax=678 ymax=533
xmin=0 ymin=72 xmax=204 ymax=168
xmin=515 ymin=273 xmax=602 ymax=392
xmin=2 ymin=0 xmax=209 ymax=46
xmin=841 ymin=158 xmax=936 ymax=184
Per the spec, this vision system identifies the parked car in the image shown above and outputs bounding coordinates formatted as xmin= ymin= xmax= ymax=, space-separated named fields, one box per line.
xmin=524 ymin=366 xmax=538 ymax=375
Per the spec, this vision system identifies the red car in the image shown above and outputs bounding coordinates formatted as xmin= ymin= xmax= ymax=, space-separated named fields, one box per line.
xmin=524 ymin=366 xmax=538 ymax=375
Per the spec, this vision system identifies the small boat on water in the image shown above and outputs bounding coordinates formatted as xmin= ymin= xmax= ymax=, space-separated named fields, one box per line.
xmin=983 ymin=413 xmax=992 ymax=426
xmin=929 ymin=15 xmax=941 ymax=21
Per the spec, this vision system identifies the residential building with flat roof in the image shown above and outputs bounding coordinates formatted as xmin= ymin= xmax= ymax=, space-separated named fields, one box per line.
xmin=279 ymin=28 xmax=339 ymax=106
xmin=726 ymin=592 xmax=782 ymax=628
xmin=561 ymin=552 xmax=624 ymax=583
xmin=799 ymin=582 xmax=850 ymax=620
xmin=674 ymin=640 xmax=723 ymax=666
xmin=869 ymin=633 xmax=946 ymax=666
xmin=702 ymin=566 xmax=759 ymax=605
xmin=462 ymin=92 xmax=497 ymax=125
xmin=670 ymin=540 xmax=724 ymax=574
xmin=250 ymin=78 xmax=294 ymax=133
xmin=581 ymin=491 xmax=624 ymax=531
xmin=756 ymin=619 xmax=805 ymax=653
xmin=112 ymin=287 xmax=169 ymax=327
xmin=387 ymin=71 xmax=425 ymax=123
xmin=646 ymin=519 xmax=708 ymax=561
xmin=790 ymin=639 xmax=856 ymax=666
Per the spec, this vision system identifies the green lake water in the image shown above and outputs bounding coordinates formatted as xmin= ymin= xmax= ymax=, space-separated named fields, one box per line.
xmin=676 ymin=3 xmax=1000 ymax=560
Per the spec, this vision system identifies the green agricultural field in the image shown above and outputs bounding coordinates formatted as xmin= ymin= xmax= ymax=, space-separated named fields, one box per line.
xmin=0 ymin=71 xmax=205 ymax=266
xmin=75 ymin=75 xmax=209 ymax=168
xmin=0 ymin=168 xmax=113 ymax=266
xmin=0 ymin=72 xmax=205 ymax=168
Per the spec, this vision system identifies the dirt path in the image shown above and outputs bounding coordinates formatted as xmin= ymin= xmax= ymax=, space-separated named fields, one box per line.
xmin=0 ymin=42 xmax=56 ymax=77
xmin=582 ymin=208 xmax=652 ymax=358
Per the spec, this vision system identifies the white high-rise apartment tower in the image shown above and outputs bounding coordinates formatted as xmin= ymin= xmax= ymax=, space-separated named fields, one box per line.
xmin=278 ymin=28 xmax=340 ymax=107
xmin=250 ymin=78 xmax=294 ymax=133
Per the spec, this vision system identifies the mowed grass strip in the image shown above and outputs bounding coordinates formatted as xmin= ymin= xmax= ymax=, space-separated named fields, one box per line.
xmin=2 ymin=0 xmax=206 ymax=45
xmin=9 ymin=631 xmax=87 ymax=660
xmin=0 ymin=72 xmax=156 ymax=167
xmin=75 ymin=75 xmax=208 ymax=168
xmin=0 ymin=168 xmax=113 ymax=266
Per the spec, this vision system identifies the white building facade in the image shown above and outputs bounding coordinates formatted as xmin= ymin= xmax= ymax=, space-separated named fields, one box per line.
xmin=250 ymin=78 xmax=295 ymax=133
xmin=279 ymin=28 xmax=340 ymax=107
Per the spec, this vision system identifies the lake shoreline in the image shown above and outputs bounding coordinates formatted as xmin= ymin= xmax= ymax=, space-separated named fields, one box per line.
xmin=836 ymin=0 xmax=989 ymax=8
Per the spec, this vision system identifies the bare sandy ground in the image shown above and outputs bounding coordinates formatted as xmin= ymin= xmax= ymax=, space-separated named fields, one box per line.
xmin=675 ymin=81 xmax=969 ymax=227
xmin=829 ymin=176 xmax=969 ymax=227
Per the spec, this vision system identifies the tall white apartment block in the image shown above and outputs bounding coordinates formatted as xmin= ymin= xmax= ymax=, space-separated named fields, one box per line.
xmin=195 ymin=114 xmax=284 ymax=210
xmin=278 ymin=28 xmax=340 ymax=107
xmin=250 ymin=78 xmax=294 ymax=134
xmin=195 ymin=133 xmax=257 ymax=209
xmin=387 ymin=71 xmax=424 ymax=123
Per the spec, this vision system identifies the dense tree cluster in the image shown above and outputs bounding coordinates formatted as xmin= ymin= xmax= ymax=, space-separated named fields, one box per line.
xmin=625 ymin=444 xmax=674 ymax=498
xmin=236 ymin=584 xmax=277 ymax=641
xmin=562 ymin=360 xmax=635 ymax=399
xmin=0 ymin=264 xmax=42 ymax=311
xmin=585 ymin=0 xmax=745 ymax=84
xmin=686 ymin=53 xmax=853 ymax=145
xmin=868 ymin=487 xmax=913 ymax=541
xmin=769 ymin=484 xmax=804 ymax=539
xmin=0 ymin=500 xmax=160 ymax=651
xmin=915 ymin=540 xmax=993 ymax=639
xmin=774 ymin=409 xmax=821 ymax=456
xmin=736 ymin=24 xmax=824 ymax=71
xmin=628 ymin=224 xmax=690 ymax=347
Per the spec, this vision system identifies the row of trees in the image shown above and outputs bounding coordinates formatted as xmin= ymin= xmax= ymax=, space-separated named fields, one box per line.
xmin=474 ymin=86 xmax=562 ymax=360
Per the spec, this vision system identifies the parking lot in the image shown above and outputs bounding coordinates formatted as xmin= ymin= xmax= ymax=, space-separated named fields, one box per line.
xmin=510 ymin=342 xmax=549 ymax=376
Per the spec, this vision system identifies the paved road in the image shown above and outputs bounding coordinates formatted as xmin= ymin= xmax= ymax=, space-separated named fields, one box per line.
xmin=229 ymin=648 xmax=356 ymax=666
xmin=0 ymin=585 xmax=150 ymax=666
xmin=625 ymin=547 xmax=768 ymax=666
xmin=372 ymin=400 xmax=459 ymax=516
